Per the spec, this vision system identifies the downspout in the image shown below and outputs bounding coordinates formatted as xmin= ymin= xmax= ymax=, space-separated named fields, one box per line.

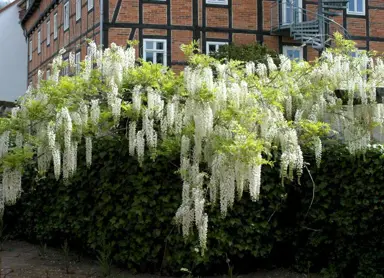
xmin=99 ymin=0 xmax=103 ymax=48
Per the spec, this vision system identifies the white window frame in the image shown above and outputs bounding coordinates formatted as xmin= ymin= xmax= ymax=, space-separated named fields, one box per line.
xmin=54 ymin=13 xmax=58 ymax=39
xmin=75 ymin=51 xmax=81 ymax=74
xmin=143 ymin=39 xmax=167 ymax=66
xmin=206 ymin=0 xmax=228 ymax=5
xmin=37 ymin=30 xmax=41 ymax=54
xmin=47 ymin=20 xmax=51 ymax=46
xmin=87 ymin=0 xmax=93 ymax=11
xmin=29 ymin=39 xmax=32 ymax=61
xmin=64 ymin=2 xmax=70 ymax=31
xmin=206 ymin=41 xmax=228 ymax=54
xmin=26 ymin=0 xmax=30 ymax=9
xmin=347 ymin=0 xmax=365 ymax=15
xmin=76 ymin=0 xmax=81 ymax=21
xmin=283 ymin=45 xmax=303 ymax=61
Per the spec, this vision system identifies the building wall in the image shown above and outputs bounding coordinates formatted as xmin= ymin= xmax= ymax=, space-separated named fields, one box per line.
xmin=23 ymin=0 xmax=384 ymax=81
xmin=25 ymin=0 xmax=100 ymax=83
xmin=0 ymin=3 xmax=27 ymax=102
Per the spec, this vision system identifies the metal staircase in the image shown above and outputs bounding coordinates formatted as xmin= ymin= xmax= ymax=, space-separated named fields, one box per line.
xmin=271 ymin=0 xmax=350 ymax=51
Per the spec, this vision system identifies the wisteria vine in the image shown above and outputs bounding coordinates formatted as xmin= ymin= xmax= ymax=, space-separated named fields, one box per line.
xmin=0 ymin=37 xmax=384 ymax=254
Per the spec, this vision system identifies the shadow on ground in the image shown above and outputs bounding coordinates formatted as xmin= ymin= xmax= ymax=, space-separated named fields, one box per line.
xmin=0 ymin=240 xmax=315 ymax=278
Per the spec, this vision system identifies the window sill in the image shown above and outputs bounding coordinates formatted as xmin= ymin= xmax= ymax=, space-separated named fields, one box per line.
xmin=205 ymin=3 xmax=228 ymax=8
xmin=346 ymin=11 xmax=365 ymax=16
xmin=143 ymin=0 xmax=167 ymax=4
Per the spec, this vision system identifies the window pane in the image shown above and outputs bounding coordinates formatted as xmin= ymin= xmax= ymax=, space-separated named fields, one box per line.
xmin=357 ymin=0 xmax=363 ymax=12
xmin=146 ymin=41 xmax=154 ymax=50
xmin=349 ymin=0 xmax=355 ymax=11
xmin=293 ymin=50 xmax=300 ymax=59
xmin=286 ymin=3 xmax=292 ymax=24
xmin=209 ymin=44 xmax=216 ymax=53
xmin=156 ymin=52 xmax=164 ymax=65
xmin=145 ymin=51 xmax=154 ymax=63
xmin=156 ymin=42 xmax=164 ymax=50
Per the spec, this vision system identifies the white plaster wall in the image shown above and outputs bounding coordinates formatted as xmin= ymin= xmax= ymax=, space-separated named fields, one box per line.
xmin=0 ymin=3 xmax=27 ymax=102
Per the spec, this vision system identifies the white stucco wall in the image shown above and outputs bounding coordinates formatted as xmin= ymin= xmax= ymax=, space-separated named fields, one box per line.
xmin=0 ymin=3 xmax=27 ymax=102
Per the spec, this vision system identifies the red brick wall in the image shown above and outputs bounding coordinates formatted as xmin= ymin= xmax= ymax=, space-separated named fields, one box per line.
xmin=369 ymin=9 xmax=384 ymax=38
xmin=371 ymin=42 xmax=384 ymax=53
xmin=232 ymin=33 xmax=257 ymax=45
xmin=116 ymin=0 xmax=139 ymax=22
xmin=263 ymin=35 xmax=279 ymax=52
xmin=206 ymin=7 xmax=228 ymax=28
xmin=171 ymin=0 xmax=192 ymax=26
xmin=143 ymin=3 xmax=167 ymax=25
xmin=206 ymin=32 xmax=228 ymax=39
xmin=347 ymin=18 xmax=366 ymax=37
xmin=171 ymin=30 xmax=193 ymax=62
xmin=233 ymin=0 xmax=257 ymax=30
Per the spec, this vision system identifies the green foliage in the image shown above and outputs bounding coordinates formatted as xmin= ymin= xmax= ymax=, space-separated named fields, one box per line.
xmin=286 ymin=143 xmax=384 ymax=277
xmin=4 ymin=140 xmax=384 ymax=277
xmin=210 ymin=43 xmax=279 ymax=65
xmin=4 ymin=136 xmax=285 ymax=275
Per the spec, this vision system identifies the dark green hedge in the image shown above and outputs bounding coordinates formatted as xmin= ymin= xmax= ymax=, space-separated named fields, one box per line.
xmin=211 ymin=43 xmax=279 ymax=65
xmin=4 ymin=138 xmax=384 ymax=277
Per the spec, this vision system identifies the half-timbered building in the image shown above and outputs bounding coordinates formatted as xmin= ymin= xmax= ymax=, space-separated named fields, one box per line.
xmin=19 ymin=0 xmax=384 ymax=83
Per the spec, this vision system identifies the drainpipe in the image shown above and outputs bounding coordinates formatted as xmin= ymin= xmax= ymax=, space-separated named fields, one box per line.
xmin=100 ymin=0 xmax=103 ymax=48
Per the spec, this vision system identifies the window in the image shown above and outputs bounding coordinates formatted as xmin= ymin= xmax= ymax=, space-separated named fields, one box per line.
xmin=64 ymin=2 xmax=69 ymax=31
xmin=54 ymin=13 xmax=58 ymax=39
xmin=350 ymin=49 xmax=365 ymax=58
xmin=63 ymin=58 xmax=69 ymax=76
xmin=37 ymin=30 xmax=41 ymax=54
xmin=88 ymin=0 xmax=93 ymax=11
xmin=76 ymin=0 xmax=81 ymax=21
xmin=47 ymin=20 xmax=51 ymax=46
xmin=283 ymin=45 xmax=303 ymax=61
xmin=206 ymin=41 xmax=228 ymax=54
xmin=29 ymin=39 xmax=32 ymax=61
xmin=75 ymin=51 xmax=81 ymax=74
xmin=282 ymin=0 xmax=302 ymax=25
xmin=348 ymin=0 xmax=365 ymax=15
xmin=206 ymin=0 xmax=228 ymax=4
xmin=46 ymin=69 xmax=50 ymax=80
xmin=143 ymin=39 xmax=167 ymax=66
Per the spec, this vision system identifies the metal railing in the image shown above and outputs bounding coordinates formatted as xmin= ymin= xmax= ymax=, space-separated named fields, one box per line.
xmin=270 ymin=0 xmax=350 ymax=49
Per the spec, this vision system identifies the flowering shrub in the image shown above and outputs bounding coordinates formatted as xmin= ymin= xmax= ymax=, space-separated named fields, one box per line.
xmin=1 ymin=36 xmax=384 ymax=255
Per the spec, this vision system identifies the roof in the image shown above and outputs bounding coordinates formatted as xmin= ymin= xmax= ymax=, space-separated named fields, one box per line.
xmin=0 ymin=0 xmax=18 ymax=14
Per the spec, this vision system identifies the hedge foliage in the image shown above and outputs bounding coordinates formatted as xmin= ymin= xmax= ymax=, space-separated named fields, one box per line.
xmin=4 ymin=138 xmax=384 ymax=277
xmin=210 ymin=43 xmax=279 ymax=64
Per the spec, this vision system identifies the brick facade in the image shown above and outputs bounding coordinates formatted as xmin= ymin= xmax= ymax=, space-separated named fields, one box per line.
xmin=20 ymin=0 xmax=384 ymax=82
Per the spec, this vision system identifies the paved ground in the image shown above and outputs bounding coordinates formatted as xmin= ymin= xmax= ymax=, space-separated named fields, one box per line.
xmin=0 ymin=240 xmax=313 ymax=278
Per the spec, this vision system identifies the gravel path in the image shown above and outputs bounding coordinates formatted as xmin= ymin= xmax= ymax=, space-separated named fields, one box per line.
xmin=0 ymin=240 xmax=314 ymax=278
